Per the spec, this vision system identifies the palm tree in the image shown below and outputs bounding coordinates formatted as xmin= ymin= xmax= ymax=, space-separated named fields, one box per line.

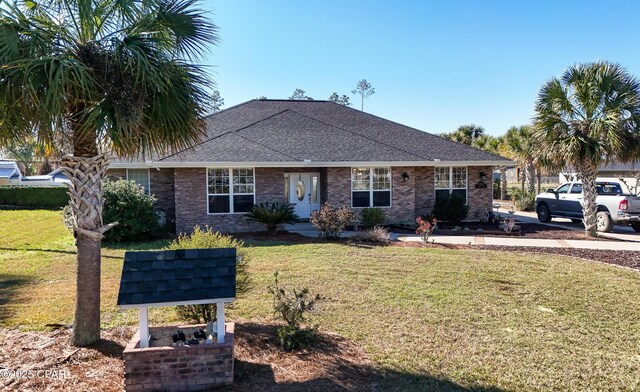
xmin=534 ymin=62 xmax=640 ymax=236
xmin=473 ymin=134 xmax=508 ymax=199
xmin=0 ymin=0 xmax=215 ymax=345
xmin=443 ymin=124 xmax=485 ymax=145
xmin=504 ymin=125 xmax=536 ymax=193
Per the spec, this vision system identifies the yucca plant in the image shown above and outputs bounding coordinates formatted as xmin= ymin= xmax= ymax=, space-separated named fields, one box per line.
xmin=246 ymin=202 xmax=299 ymax=235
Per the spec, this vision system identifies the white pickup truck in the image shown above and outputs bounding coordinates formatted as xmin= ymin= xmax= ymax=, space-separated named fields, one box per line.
xmin=534 ymin=181 xmax=640 ymax=232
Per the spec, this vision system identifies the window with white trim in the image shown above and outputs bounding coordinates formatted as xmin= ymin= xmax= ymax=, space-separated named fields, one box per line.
xmin=126 ymin=169 xmax=150 ymax=194
xmin=435 ymin=167 xmax=467 ymax=203
xmin=351 ymin=167 xmax=391 ymax=207
xmin=207 ymin=168 xmax=255 ymax=214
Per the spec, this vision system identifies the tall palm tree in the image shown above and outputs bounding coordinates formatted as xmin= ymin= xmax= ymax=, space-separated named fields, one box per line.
xmin=504 ymin=125 xmax=536 ymax=193
xmin=534 ymin=62 xmax=640 ymax=236
xmin=473 ymin=134 xmax=508 ymax=199
xmin=0 ymin=0 xmax=215 ymax=345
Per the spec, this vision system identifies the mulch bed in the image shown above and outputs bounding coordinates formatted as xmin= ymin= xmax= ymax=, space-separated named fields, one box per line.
xmin=0 ymin=322 xmax=378 ymax=392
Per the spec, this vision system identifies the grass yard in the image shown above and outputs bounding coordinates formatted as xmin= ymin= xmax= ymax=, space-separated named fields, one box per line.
xmin=1 ymin=210 xmax=639 ymax=391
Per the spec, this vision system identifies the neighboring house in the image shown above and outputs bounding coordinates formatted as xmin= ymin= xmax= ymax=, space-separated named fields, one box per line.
xmin=0 ymin=160 xmax=21 ymax=185
xmin=560 ymin=162 xmax=640 ymax=194
xmin=0 ymin=160 xmax=69 ymax=186
xmin=109 ymin=99 xmax=511 ymax=233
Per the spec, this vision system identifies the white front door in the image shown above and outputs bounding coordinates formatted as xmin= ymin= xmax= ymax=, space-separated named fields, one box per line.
xmin=288 ymin=173 xmax=320 ymax=219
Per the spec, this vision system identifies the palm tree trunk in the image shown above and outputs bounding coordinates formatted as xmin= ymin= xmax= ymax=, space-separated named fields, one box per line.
xmin=578 ymin=161 xmax=598 ymax=237
xmin=524 ymin=161 xmax=535 ymax=193
xmin=500 ymin=166 xmax=507 ymax=200
xmin=61 ymin=153 xmax=115 ymax=346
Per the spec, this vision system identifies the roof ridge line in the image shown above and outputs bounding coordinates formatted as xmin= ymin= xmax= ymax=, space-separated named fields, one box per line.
xmin=159 ymin=109 xmax=293 ymax=161
xmin=288 ymin=108 xmax=426 ymax=160
xmin=333 ymin=103 xmax=509 ymax=161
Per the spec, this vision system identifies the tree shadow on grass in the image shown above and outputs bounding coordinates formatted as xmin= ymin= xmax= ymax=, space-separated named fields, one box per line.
xmin=0 ymin=274 xmax=31 ymax=322
xmin=217 ymin=322 xmax=504 ymax=392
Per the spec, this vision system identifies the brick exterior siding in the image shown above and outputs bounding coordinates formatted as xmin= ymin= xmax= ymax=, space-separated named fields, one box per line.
xmin=111 ymin=165 xmax=495 ymax=233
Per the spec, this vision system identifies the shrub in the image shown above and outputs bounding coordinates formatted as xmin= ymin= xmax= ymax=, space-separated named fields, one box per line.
xmin=167 ymin=226 xmax=251 ymax=323
xmin=310 ymin=202 xmax=356 ymax=239
xmin=511 ymin=187 xmax=536 ymax=211
xmin=431 ymin=193 xmax=469 ymax=223
xmin=416 ymin=215 xmax=437 ymax=242
xmin=351 ymin=225 xmax=390 ymax=244
xmin=360 ymin=207 xmax=385 ymax=227
xmin=101 ymin=180 xmax=159 ymax=243
xmin=0 ymin=186 xmax=68 ymax=209
xmin=493 ymin=179 xmax=501 ymax=199
xmin=246 ymin=202 xmax=298 ymax=235
xmin=268 ymin=271 xmax=321 ymax=350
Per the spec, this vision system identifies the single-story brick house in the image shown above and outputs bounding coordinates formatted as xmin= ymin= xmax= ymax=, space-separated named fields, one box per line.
xmin=109 ymin=99 xmax=511 ymax=233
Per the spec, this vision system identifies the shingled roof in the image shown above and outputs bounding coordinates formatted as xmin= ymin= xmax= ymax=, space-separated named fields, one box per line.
xmin=111 ymin=100 xmax=511 ymax=167
xmin=117 ymin=248 xmax=236 ymax=308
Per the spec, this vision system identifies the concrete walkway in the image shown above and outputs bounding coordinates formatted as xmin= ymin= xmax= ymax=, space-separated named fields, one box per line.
xmin=284 ymin=222 xmax=640 ymax=251
xmin=395 ymin=233 xmax=640 ymax=250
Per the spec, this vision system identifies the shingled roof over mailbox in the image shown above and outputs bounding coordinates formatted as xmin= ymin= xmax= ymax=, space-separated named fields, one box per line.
xmin=117 ymin=248 xmax=237 ymax=307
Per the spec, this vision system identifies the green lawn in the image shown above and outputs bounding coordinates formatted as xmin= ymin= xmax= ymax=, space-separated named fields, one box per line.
xmin=1 ymin=210 xmax=639 ymax=391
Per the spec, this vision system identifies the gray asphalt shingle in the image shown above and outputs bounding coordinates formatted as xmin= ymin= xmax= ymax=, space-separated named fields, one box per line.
xmin=117 ymin=248 xmax=236 ymax=307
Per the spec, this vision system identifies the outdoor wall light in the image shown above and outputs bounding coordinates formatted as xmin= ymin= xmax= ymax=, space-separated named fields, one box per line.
xmin=402 ymin=172 xmax=410 ymax=182
xmin=479 ymin=172 xmax=487 ymax=181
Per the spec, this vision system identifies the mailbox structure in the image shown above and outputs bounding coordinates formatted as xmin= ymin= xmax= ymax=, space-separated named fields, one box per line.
xmin=117 ymin=248 xmax=237 ymax=391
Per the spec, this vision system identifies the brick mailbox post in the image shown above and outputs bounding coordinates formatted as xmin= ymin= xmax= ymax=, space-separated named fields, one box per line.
xmin=117 ymin=248 xmax=237 ymax=391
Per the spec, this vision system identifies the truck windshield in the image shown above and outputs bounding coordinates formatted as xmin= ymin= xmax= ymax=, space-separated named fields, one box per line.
xmin=596 ymin=183 xmax=623 ymax=195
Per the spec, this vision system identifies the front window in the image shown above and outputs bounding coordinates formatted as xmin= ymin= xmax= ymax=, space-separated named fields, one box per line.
xmin=126 ymin=169 xmax=150 ymax=194
xmin=351 ymin=167 xmax=391 ymax=207
xmin=435 ymin=167 xmax=467 ymax=203
xmin=207 ymin=168 xmax=255 ymax=214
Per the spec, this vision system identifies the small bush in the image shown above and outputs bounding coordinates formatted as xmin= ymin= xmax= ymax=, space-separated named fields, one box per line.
xmin=511 ymin=188 xmax=536 ymax=211
xmin=310 ymin=202 xmax=356 ymax=239
xmin=432 ymin=193 xmax=469 ymax=223
xmin=360 ymin=207 xmax=385 ymax=227
xmin=167 ymin=226 xmax=251 ymax=323
xmin=0 ymin=186 xmax=68 ymax=209
xmin=416 ymin=215 xmax=437 ymax=242
xmin=351 ymin=225 xmax=390 ymax=244
xmin=102 ymin=180 xmax=159 ymax=243
xmin=268 ymin=271 xmax=321 ymax=350
xmin=246 ymin=202 xmax=298 ymax=235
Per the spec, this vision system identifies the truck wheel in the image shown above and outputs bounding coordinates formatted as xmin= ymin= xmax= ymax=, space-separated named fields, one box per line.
xmin=537 ymin=204 xmax=551 ymax=223
xmin=631 ymin=223 xmax=640 ymax=233
xmin=596 ymin=212 xmax=614 ymax=232
xmin=571 ymin=219 xmax=582 ymax=224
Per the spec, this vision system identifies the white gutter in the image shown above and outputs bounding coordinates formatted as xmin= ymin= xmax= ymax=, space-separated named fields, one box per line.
xmin=110 ymin=160 xmax=513 ymax=169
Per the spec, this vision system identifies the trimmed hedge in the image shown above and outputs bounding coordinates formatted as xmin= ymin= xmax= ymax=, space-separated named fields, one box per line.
xmin=0 ymin=186 xmax=68 ymax=209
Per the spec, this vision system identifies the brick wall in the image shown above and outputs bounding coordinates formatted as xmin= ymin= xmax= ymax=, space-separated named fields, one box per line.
xmin=414 ymin=166 xmax=435 ymax=215
xmin=123 ymin=323 xmax=234 ymax=391
xmin=150 ymin=169 xmax=176 ymax=224
xmin=107 ymin=168 xmax=126 ymax=181
xmin=467 ymin=165 xmax=493 ymax=215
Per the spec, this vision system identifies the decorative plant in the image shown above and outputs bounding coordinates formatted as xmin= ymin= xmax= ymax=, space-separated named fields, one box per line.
xmin=416 ymin=216 xmax=438 ymax=243
xmin=167 ymin=226 xmax=251 ymax=323
xmin=246 ymin=202 xmax=298 ymax=235
xmin=268 ymin=272 xmax=321 ymax=350
xmin=351 ymin=225 xmax=391 ymax=244
xmin=101 ymin=180 xmax=160 ymax=243
xmin=432 ymin=193 xmax=469 ymax=223
xmin=503 ymin=218 xmax=517 ymax=233
xmin=510 ymin=187 xmax=536 ymax=211
xmin=310 ymin=202 xmax=356 ymax=239
xmin=360 ymin=207 xmax=386 ymax=228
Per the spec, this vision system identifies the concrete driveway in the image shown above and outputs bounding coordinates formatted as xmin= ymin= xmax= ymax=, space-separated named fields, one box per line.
xmin=507 ymin=210 xmax=640 ymax=242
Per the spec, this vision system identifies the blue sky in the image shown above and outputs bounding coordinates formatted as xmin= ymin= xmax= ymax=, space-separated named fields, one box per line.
xmin=199 ymin=0 xmax=640 ymax=136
